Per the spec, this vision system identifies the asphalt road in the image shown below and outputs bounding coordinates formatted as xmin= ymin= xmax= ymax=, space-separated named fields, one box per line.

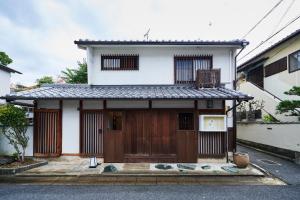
xmin=237 ymin=144 xmax=300 ymax=185
xmin=0 ymin=185 xmax=300 ymax=200
xmin=1 ymin=145 xmax=300 ymax=199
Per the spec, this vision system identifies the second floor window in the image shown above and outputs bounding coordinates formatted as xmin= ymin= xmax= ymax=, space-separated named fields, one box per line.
xmin=101 ymin=55 xmax=139 ymax=70
xmin=289 ymin=50 xmax=300 ymax=73
xmin=175 ymin=56 xmax=212 ymax=84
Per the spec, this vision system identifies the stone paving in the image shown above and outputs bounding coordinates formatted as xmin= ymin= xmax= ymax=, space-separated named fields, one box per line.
xmin=19 ymin=156 xmax=264 ymax=177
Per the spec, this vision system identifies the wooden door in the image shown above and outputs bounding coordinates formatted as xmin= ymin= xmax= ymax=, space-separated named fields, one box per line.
xmin=124 ymin=110 xmax=151 ymax=156
xmin=123 ymin=110 xmax=177 ymax=162
xmin=80 ymin=110 xmax=103 ymax=157
xmin=151 ymin=110 xmax=177 ymax=157
xmin=34 ymin=109 xmax=62 ymax=157
xmin=104 ymin=111 xmax=124 ymax=162
xmin=176 ymin=131 xmax=198 ymax=162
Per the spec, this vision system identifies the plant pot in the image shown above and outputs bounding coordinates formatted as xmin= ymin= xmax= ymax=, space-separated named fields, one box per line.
xmin=233 ymin=152 xmax=249 ymax=168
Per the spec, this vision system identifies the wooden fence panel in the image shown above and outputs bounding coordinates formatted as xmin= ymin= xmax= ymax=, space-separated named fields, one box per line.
xmin=80 ymin=111 xmax=103 ymax=156
xmin=198 ymin=131 xmax=225 ymax=158
xmin=34 ymin=109 xmax=61 ymax=157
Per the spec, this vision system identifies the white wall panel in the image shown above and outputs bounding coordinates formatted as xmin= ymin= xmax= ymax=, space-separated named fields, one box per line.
xmin=62 ymin=100 xmax=80 ymax=154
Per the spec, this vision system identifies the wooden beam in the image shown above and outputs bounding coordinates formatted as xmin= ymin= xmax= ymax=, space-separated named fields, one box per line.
xmin=194 ymin=100 xmax=198 ymax=110
xmin=103 ymin=100 xmax=107 ymax=110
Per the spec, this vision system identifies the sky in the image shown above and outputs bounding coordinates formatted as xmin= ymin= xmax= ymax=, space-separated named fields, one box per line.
xmin=0 ymin=0 xmax=299 ymax=86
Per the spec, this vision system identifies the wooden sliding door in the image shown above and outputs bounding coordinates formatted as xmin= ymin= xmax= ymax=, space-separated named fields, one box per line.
xmin=104 ymin=111 xmax=124 ymax=162
xmin=80 ymin=110 xmax=103 ymax=157
xmin=34 ymin=109 xmax=62 ymax=157
xmin=123 ymin=110 xmax=177 ymax=162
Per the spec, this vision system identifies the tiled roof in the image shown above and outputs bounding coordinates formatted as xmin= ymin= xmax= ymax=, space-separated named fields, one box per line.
xmin=238 ymin=29 xmax=300 ymax=69
xmin=74 ymin=39 xmax=249 ymax=47
xmin=3 ymin=84 xmax=253 ymax=101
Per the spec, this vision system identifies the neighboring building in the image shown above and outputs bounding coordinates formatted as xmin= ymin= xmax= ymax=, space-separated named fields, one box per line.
xmin=237 ymin=30 xmax=300 ymax=164
xmin=238 ymin=29 xmax=300 ymax=122
xmin=0 ymin=63 xmax=21 ymax=105
xmin=2 ymin=39 xmax=252 ymax=162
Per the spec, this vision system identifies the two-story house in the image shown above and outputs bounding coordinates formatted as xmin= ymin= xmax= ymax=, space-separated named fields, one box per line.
xmin=238 ymin=29 xmax=300 ymax=122
xmin=3 ymin=39 xmax=252 ymax=163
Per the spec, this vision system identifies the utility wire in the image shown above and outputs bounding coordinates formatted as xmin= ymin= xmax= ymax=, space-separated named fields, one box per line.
xmin=241 ymin=0 xmax=284 ymax=39
xmin=269 ymin=0 xmax=295 ymax=37
xmin=238 ymin=13 xmax=300 ymax=61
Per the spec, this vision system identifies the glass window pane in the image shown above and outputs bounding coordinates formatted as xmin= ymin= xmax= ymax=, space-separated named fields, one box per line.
xmin=178 ymin=113 xmax=194 ymax=130
xmin=289 ymin=51 xmax=300 ymax=72
xmin=108 ymin=111 xmax=122 ymax=130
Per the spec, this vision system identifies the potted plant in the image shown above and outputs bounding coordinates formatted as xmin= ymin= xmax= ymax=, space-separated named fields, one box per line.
xmin=233 ymin=152 xmax=250 ymax=168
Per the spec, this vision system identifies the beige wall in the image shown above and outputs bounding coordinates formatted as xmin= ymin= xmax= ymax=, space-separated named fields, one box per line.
xmin=263 ymin=35 xmax=300 ymax=100
xmin=237 ymin=122 xmax=300 ymax=152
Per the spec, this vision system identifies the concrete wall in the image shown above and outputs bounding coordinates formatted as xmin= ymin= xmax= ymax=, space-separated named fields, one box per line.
xmin=0 ymin=126 xmax=33 ymax=156
xmin=237 ymin=122 xmax=300 ymax=152
xmin=87 ymin=46 xmax=236 ymax=87
xmin=238 ymin=81 xmax=299 ymax=122
xmin=0 ymin=70 xmax=11 ymax=104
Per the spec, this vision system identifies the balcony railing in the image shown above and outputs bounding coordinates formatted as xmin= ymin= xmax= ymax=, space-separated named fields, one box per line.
xmin=196 ymin=69 xmax=221 ymax=88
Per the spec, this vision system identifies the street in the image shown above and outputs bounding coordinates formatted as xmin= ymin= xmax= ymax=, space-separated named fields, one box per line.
xmin=0 ymin=185 xmax=299 ymax=200
xmin=1 ymin=145 xmax=300 ymax=200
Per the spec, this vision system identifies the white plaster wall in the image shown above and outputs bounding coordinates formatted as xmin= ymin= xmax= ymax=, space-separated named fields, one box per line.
xmin=88 ymin=46 xmax=236 ymax=85
xmin=264 ymin=70 xmax=300 ymax=100
xmin=0 ymin=70 xmax=11 ymax=104
xmin=37 ymin=100 xmax=60 ymax=109
xmin=0 ymin=126 xmax=33 ymax=156
xmin=197 ymin=100 xmax=223 ymax=109
xmin=82 ymin=100 xmax=104 ymax=109
xmin=239 ymin=81 xmax=299 ymax=122
xmin=237 ymin=123 xmax=300 ymax=152
xmin=107 ymin=100 xmax=148 ymax=108
xmin=152 ymin=100 xmax=194 ymax=108
xmin=62 ymin=100 xmax=80 ymax=154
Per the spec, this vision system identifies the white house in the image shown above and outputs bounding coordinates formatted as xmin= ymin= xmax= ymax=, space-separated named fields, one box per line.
xmin=0 ymin=64 xmax=21 ymax=105
xmin=238 ymin=29 xmax=300 ymax=122
xmin=3 ymin=39 xmax=252 ymax=163
xmin=237 ymin=29 xmax=300 ymax=164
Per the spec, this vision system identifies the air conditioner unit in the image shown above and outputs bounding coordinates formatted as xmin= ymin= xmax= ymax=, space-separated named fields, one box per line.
xmin=199 ymin=115 xmax=227 ymax=132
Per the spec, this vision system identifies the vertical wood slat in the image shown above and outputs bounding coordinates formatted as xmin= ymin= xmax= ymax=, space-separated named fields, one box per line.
xmin=198 ymin=131 xmax=225 ymax=158
xmin=34 ymin=109 xmax=61 ymax=157
xmin=80 ymin=110 xmax=103 ymax=157
xmin=101 ymin=55 xmax=139 ymax=70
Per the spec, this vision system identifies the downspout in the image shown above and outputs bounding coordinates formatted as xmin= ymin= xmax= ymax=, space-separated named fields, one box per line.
xmin=231 ymin=42 xmax=248 ymax=154
xmin=225 ymin=99 xmax=244 ymax=163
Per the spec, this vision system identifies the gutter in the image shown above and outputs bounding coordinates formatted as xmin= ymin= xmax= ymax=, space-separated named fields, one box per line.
xmin=229 ymin=42 xmax=249 ymax=155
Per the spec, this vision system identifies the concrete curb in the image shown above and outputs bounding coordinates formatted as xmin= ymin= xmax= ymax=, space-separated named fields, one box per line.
xmin=0 ymin=175 xmax=283 ymax=185
xmin=0 ymin=161 xmax=48 ymax=175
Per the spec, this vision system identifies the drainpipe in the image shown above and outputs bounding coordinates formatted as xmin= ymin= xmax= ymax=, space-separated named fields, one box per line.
xmin=225 ymin=100 xmax=244 ymax=163
xmin=231 ymin=42 xmax=248 ymax=154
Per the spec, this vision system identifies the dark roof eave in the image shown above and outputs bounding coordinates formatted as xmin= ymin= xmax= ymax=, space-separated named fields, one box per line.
xmin=238 ymin=29 xmax=300 ymax=69
xmin=0 ymin=64 xmax=22 ymax=74
xmin=237 ymin=57 xmax=269 ymax=72
xmin=3 ymin=96 xmax=253 ymax=101
xmin=74 ymin=40 xmax=249 ymax=48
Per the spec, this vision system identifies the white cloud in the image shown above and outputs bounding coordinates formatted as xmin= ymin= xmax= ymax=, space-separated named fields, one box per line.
xmin=0 ymin=0 xmax=299 ymax=85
